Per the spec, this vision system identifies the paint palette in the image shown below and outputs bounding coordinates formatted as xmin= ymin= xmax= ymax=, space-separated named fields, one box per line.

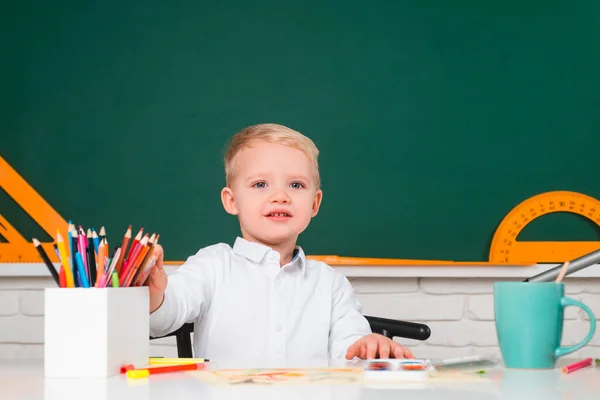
xmin=363 ymin=359 xmax=432 ymax=381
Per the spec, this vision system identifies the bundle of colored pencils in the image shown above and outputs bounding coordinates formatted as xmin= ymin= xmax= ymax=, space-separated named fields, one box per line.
xmin=32 ymin=222 xmax=159 ymax=289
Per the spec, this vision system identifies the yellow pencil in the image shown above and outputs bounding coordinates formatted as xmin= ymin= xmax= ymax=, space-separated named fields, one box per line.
xmin=56 ymin=231 xmax=75 ymax=288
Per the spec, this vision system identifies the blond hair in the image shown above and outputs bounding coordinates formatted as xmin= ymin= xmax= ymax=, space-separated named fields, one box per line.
xmin=224 ymin=123 xmax=320 ymax=188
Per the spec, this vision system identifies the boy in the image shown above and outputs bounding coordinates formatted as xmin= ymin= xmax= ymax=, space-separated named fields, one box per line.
xmin=147 ymin=123 xmax=414 ymax=361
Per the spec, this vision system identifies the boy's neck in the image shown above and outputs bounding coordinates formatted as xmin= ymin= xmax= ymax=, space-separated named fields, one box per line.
xmin=270 ymin=243 xmax=296 ymax=267
xmin=241 ymin=234 xmax=297 ymax=267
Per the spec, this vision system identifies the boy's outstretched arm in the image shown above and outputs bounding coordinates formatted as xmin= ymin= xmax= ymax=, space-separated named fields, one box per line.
xmin=328 ymin=274 xmax=414 ymax=360
xmin=147 ymin=245 xmax=214 ymax=338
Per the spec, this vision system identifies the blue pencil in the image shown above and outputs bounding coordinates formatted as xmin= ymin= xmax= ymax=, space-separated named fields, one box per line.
xmin=92 ymin=228 xmax=100 ymax=254
xmin=75 ymin=252 xmax=90 ymax=288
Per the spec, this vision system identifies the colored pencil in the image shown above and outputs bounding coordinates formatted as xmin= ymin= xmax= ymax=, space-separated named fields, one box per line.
xmin=33 ymin=238 xmax=60 ymax=285
xmin=52 ymin=243 xmax=61 ymax=262
xmin=87 ymin=228 xmax=97 ymax=285
xmin=115 ymin=225 xmax=132 ymax=274
xmin=555 ymin=261 xmax=570 ymax=283
xmin=92 ymin=229 xmax=100 ymax=254
xmin=99 ymin=226 xmax=106 ymax=242
xmin=102 ymin=247 xmax=121 ymax=287
xmin=75 ymin=252 xmax=90 ymax=288
xmin=133 ymin=234 xmax=159 ymax=286
xmin=58 ymin=265 xmax=66 ymax=288
xmin=69 ymin=225 xmax=79 ymax=287
xmin=125 ymin=234 xmax=153 ymax=287
xmin=126 ymin=227 xmax=143 ymax=264
xmin=78 ymin=227 xmax=88 ymax=278
xmin=121 ymin=235 xmax=148 ymax=286
xmin=95 ymin=239 xmax=106 ymax=287
xmin=56 ymin=231 xmax=75 ymax=288
xmin=562 ymin=358 xmax=592 ymax=374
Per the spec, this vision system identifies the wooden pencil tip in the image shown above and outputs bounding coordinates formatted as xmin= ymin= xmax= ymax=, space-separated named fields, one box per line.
xmin=32 ymin=238 xmax=40 ymax=246
xmin=100 ymin=226 xmax=106 ymax=235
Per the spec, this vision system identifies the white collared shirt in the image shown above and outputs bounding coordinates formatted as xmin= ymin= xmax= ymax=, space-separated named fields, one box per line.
xmin=149 ymin=237 xmax=371 ymax=361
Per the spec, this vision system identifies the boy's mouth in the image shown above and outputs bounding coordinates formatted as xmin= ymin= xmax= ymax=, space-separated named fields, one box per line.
xmin=265 ymin=210 xmax=293 ymax=220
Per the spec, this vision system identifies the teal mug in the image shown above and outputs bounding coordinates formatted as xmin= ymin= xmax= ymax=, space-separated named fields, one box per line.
xmin=494 ymin=282 xmax=596 ymax=369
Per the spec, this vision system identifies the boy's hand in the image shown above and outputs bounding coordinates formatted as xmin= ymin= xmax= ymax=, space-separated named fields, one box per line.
xmin=146 ymin=244 xmax=167 ymax=313
xmin=345 ymin=334 xmax=415 ymax=360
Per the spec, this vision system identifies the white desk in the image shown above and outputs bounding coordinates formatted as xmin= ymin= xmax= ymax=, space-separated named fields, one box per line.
xmin=3 ymin=358 xmax=599 ymax=400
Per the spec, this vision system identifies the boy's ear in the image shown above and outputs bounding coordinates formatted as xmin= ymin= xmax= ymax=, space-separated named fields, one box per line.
xmin=311 ymin=189 xmax=323 ymax=217
xmin=221 ymin=187 xmax=239 ymax=215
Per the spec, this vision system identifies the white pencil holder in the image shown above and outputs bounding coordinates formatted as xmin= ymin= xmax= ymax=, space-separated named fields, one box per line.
xmin=44 ymin=287 xmax=149 ymax=378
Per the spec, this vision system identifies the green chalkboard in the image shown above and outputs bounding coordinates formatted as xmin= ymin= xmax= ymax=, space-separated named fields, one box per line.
xmin=2 ymin=0 xmax=600 ymax=262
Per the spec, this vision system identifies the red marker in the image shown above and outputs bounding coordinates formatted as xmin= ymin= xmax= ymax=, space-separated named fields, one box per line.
xmin=562 ymin=358 xmax=593 ymax=374
xmin=126 ymin=363 xmax=206 ymax=379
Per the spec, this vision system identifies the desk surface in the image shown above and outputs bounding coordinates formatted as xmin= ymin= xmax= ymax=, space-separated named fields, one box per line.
xmin=3 ymin=358 xmax=599 ymax=400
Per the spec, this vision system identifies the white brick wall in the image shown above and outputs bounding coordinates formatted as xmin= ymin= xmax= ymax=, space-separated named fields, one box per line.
xmin=1 ymin=276 xmax=599 ymax=360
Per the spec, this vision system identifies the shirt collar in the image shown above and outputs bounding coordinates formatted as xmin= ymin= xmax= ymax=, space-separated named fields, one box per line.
xmin=233 ymin=237 xmax=306 ymax=276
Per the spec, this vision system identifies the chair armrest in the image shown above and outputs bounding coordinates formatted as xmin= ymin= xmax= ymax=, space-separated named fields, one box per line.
xmin=365 ymin=315 xmax=431 ymax=341
xmin=149 ymin=323 xmax=194 ymax=358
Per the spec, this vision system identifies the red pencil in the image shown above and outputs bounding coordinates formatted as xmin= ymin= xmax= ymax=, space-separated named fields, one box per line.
xmin=126 ymin=363 xmax=206 ymax=379
xmin=562 ymin=358 xmax=593 ymax=374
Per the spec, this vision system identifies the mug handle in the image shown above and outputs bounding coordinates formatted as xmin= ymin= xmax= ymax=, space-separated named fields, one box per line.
xmin=554 ymin=296 xmax=596 ymax=358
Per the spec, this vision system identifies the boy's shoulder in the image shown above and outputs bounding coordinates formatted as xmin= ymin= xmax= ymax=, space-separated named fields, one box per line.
xmin=192 ymin=242 xmax=234 ymax=258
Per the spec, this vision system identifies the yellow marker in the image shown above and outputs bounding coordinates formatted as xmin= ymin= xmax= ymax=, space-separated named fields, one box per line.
xmin=127 ymin=369 xmax=150 ymax=379
xmin=149 ymin=357 xmax=208 ymax=365
xmin=56 ymin=231 xmax=75 ymax=288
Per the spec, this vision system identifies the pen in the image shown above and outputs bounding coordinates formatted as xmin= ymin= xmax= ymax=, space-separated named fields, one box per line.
xmin=562 ymin=358 xmax=593 ymax=374
xmin=523 ymin=249 xmax=600 ymax=282
xmin=126 ymin=362 xmax=206 ymax=379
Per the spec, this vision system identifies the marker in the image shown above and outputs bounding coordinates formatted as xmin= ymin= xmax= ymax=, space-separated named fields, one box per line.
xmin=523 ymin=249 xmax=600 ymax=282
xmin=562 ymin=358 xmax=593 ymax=374
xmin=126 ymin=363 xmax=206 ymax=379
xmin=111 ymin=271 xmax=120 ymax=287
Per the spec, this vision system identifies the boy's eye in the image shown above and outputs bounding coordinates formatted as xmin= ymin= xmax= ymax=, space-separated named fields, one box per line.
xmin=290 ymin=182 xmax=305 ymax=189
xmin=253 ymin=182 xmax=267 ymax=188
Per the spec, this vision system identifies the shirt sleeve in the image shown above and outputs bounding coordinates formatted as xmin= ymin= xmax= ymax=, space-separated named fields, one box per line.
xmin=328 ymin=272 xmax=372 ymax=359
xmin=149 ymin=249 xmax=215 ymax=338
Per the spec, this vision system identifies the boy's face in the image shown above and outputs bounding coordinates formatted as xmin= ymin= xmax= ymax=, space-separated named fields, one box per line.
xmin=221 ymin=141 xmax=322 ymax=251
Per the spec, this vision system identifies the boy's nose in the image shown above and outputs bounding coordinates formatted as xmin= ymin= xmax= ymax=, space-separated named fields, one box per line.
xmin=269 ymin=190 xmax=291 ymax=203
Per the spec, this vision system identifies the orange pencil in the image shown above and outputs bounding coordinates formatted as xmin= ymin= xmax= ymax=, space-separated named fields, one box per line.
xmin=115 ymin=225 xmax=132 ymax=274
xmin=95 ymin=239 xmax=106 ymax=287
xmin=127 ymin=233 xmax=155 ymax=287
xmin=133 ymin=234 xmax=160 ymax=286
xmin=125 ymin=236 xmax=152 ymax=287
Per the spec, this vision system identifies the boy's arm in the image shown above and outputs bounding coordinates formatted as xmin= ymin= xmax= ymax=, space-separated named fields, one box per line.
xmin=149 ymin=250 xmax=215 ymax=338
xmin=328 ymin=273 xmax=372 ymax=359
